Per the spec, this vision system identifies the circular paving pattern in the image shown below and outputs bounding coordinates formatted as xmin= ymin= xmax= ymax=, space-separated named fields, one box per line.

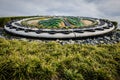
xmin=4 ymin=16 xmax=117 ymax=39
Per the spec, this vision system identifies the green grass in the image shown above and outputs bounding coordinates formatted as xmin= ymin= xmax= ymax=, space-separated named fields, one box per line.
xmin=0 ymin=16 xmax=34 ymax=28
xmin=0 ymin=38 xmax=120 ymax=80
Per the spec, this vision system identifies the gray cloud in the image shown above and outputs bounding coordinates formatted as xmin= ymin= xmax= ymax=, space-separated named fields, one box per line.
xmin=95 ymin=0 xmax=120 ymax=17
xmin=0 ymin=0 xmax=104 ymax=17
xmin=0 ymin=0 xmax=119 ymax=16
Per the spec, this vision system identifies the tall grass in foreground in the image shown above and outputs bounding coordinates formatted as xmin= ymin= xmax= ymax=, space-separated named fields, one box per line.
xmin=0 ymin=38 xmax=120 ymax=80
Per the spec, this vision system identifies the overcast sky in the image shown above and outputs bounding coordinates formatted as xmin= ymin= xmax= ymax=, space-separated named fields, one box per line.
xmin=0 ymin=0 xmax=120 ymax=23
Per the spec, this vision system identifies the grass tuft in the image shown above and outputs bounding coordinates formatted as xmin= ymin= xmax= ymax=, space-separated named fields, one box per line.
xmin=0 ymin=38 xmax=120 ymax=80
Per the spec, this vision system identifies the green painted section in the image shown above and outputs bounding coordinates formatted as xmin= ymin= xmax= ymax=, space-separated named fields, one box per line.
xmin=38 ymin=17 xmax=85 ymax=28
xmin=38 ymin=18 xmax=62 ymax=28
xmin=66 ymin=17 xmax=84 ymax=27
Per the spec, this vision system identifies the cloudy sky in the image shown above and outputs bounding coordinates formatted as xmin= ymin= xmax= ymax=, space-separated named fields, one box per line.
xmin=0 ymin=0 xmax=120 ymax=23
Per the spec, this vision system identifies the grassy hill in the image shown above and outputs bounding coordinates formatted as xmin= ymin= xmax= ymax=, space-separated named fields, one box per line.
xmin=0 ymin=16 xmax=120 ymax=80
xmin=0 ymin=16 xmax=36 ymax=28
xmin=0 ymin=38 xmax=120 ymax=80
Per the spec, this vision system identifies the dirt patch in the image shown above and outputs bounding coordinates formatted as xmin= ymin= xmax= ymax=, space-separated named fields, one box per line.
xmin=81 ymin=20 xmax=93 ymax=26
xmin=59 ymin=22 xmax=65 ymax=27
xmin=27 ymin=20 xmax=39 ymax=26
